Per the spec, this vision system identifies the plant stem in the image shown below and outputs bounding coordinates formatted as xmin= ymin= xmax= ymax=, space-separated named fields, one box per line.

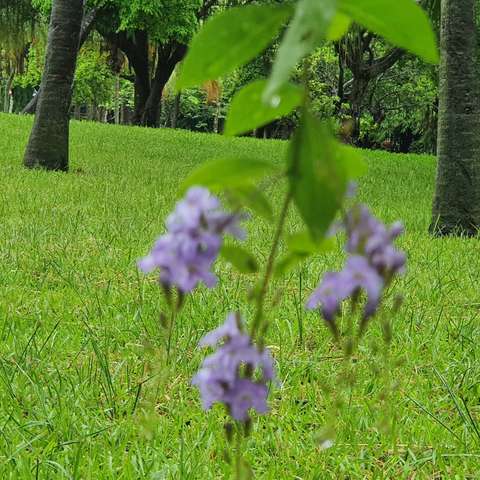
xmin=166 ymin=303 xmax=177 ymax=364
xmin=250 ymin=189 xmax=292 ymax=340
xmin=235 ymin=426 xmax=242 ymax=480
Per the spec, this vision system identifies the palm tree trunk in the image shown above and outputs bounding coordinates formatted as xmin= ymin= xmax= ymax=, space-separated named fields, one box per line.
xmin=430 ymin=0 xmax=480 ymax=235
xmin=23 ymin=0 xmax=84 ymax=171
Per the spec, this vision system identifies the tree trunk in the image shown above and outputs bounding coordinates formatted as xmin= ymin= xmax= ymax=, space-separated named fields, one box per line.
xmin=213 ymin=100 xmax=220 ymax=134
xmin=140 ymin=43 xmax=187 ymax=128
xmin=23 ymin=0 xmax=84 ymax=171
xmin=171 ymin=92 xmax=181 ymax=128
xmin=21 ymin=6 xmax=97 ymax=116
xmin=430 ymin=0 xmax=480 ymax=236
xmin=4 ymin=72 xmax=14 ymax=113
xmin=339 ymin=27 xmax=404 ymax=145
xmin=114 ymin=74 xmax=120 ymax=124
xmin=103 ymin=30 xmax=186 ymax=127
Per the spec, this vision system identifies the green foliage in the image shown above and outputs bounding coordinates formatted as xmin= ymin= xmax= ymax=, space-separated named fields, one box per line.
xmin=326 ymin=12 xmax=351 ymax=40
xmin=288 ymin=111 xmax=365 ymax=241
xmin=265 ymin=0 xmax=336 ymax=100
xmin=15 ymin=39 xmax=44 ymax=88
xmin=275 ymin=233 xmax=335 ymax=277
xmin=286 ymin=230 xmax=335 ymax=255
xmin=224 ymin=80 xmax=302 ymax=136
xmin=177 ymin=4 xmax=293 ymax=89
xmin=338 ymin=0 xmax=439 ymax=63
xmin=220 ymin=244 xmax=258 ymax=274
xmin=109 ymin=0 xmax=201 ymax=43
xmin=161 ymin=87 xmax=223 ymax=131
xmin=73 ymin=45 xmax=115 ymax=107
xmin=180 ymin=156 xmax=277 ymax=193
xmin=360 ymin=57 xmax=438 ymax=152
xmin=229 ymin=185 xmax=274 ymax=221
xmin=304 ymin=46 xmax=339 ymax=119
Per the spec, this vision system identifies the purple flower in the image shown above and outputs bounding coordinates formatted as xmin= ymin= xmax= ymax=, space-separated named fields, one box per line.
xmin=345 ymin=205 xmax=406 ymax=278
xmin=199 ymin=312 xmax=242 ymax=347
xmin=306 ymin=271 xmax=350 ymax=322
xmin=192 ymin=313 xmax=275 ymax=422
xmin=306 ymin=256 xmax=383 ymax=321
xmin=343 ymin=255 xmax=384 ymax=318
xmin=138 ymin=187 xmax=244 ymax=293
xmin=224 ymin=380 xmax=269 ymax=421
xmin=307 ymin=204 xmax=406 ymax=328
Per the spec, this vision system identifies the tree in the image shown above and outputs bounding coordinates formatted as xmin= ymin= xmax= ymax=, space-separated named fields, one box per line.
xmin=430 ymin=0 xmax=480 ymax=235
xmin=96 ymin=0 xmax=202 ymax=127
xmin=21 ymin=5 xmax=98 ymax=114
xmin=23 ymin=0 xmax=84 ymax=171
xmin=336 ymin=27 xmax=404 ymax=144
xmin=0 ymin=0 xmax=38 ymax=112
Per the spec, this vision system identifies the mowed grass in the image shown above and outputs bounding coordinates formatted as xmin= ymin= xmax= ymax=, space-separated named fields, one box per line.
xmin=0 ymin=112 xmax=479 ymax=479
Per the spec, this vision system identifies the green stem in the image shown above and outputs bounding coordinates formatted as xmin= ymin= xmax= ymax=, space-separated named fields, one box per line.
xmin=166 ymin=303 xmax=177 ymax=364
xmin=250 ymin=190 xmax=292 ymax=340
xmin=234 ymin=426 xmax=242 ymax=480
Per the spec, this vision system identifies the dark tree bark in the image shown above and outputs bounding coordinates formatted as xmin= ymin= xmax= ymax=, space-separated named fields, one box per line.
xmin=21 ymin=5 xmax=96 ymax=116
xmin=430 ymin=0 xmax=480 ymax=236
xmin=107 ymin=30 xmax=187 ymax=127
xmin=23 ymin=0 xmax=84 ymax=171
xmin=141 ymin=43 xmax=187 ymax=127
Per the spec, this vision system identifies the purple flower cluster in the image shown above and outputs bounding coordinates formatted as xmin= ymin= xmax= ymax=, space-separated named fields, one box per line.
xmin=307 ymin=205 xmax=406 ymax=324
xmin=192 ymin=313 xmax=275 ymax=422
xmin=138 ymin=187 xmax=244 ymax=293
xmin=345 ymin=205 xmax=405 ymax=279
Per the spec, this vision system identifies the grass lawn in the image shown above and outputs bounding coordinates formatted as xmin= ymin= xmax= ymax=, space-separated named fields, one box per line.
xmin=0 ymin=112 xmax=479 ymax=479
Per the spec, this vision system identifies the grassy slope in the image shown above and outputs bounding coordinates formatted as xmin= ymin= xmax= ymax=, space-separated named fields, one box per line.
xmin=0 ymin=113 xmax=479 ymax=479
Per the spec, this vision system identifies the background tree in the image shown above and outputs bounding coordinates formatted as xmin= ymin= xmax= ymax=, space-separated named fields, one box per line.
xmin=23 ymin=0 xmax=84 ymax=171
xmin=0 ymin=0 xmax=38 ymax=112
xmin=96 ymin=0 xmax=202 ymax=127
xmin=430 ymin=0 xmax=480 ymax=235
xmin=21 ymin=3 xmax=97 ymax=114
xmin=336 ymin=27 xmax=404 ymax=144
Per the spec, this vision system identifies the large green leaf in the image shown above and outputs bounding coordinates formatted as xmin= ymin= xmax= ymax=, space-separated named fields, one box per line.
xmin=326 ymin=12 xmax=351 ymax=41
xmin=287 ymin=231 xmax=336 ymax=255
xmin=225 ymin=80 xmax=303 ymax=137
xmin=275 ymin=234 xmax=335 ymax=278
xmin=230 ymin=184 xmax=274 ymax=221
xmin=177 ymin=5 xmax=293 ymax=90
xmin=221 ymin=245 xmax=258 ymax=274
xmin=264 ymin=0 xmax=337 ymax=101
xmin=180 ymin=157 xmax=277 ymax=193
xmin=339 ymin=0 xmax=438 ymax=63
xmin=288 ymin=112 xmax=365 ymax=241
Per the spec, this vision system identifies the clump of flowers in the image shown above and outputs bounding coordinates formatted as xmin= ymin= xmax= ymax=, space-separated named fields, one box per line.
xmin=192 ymin=312 xmax=275 ymax=422
xmin=307 ymin=204 xmax=406 ymax=335
xmin=138 ymin=186 xmax=245 ymax=293
xmin=345 ymin=204 xmax=406 ymax=280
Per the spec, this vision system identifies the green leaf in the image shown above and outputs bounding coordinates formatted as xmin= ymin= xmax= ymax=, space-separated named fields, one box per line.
xmin=225 ymin=80 xmax=303 ymax=137
xmin=274 ymin=253 xmax=303 ymax=278
xmin=180 ymin=157 xmax=277 ymax=193
xmin=326 ymin=12 xmax=351 ymax=41
xmin=230 ymin=185 xmax=274 ymax=221
xmin=287 ymin=231 xmax=335 ymax=255
xmin=177 ymin=5 xmax=293 ymax=90
xmin=275 ymin=233 xmax=334 ymax=278
xmin=221 ymin=245 xmax=258 ymax=274
xmin=288 ymin=112 xmax=365 ymax=241
xmin=264 ymin=0 xmax=337 ymax=101
xmin=338 ymin=0 xmax=438 ymax=63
